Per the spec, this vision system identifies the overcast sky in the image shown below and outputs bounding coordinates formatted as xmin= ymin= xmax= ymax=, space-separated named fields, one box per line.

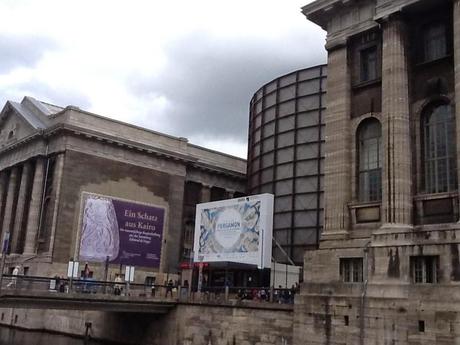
xmin=0 ymin=0 xmax=326 ymax=158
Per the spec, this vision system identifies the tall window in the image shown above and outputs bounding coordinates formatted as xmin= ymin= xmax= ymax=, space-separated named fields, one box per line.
xmin=423 ymin=103 xmax=457 ymax=193
xmin=423 ymin=22 xmax=447 ymax=62
xmin=360 ymin=46 xmax=378 ymax=82
xmin=358 ymin=119 xmax=382 ymax=202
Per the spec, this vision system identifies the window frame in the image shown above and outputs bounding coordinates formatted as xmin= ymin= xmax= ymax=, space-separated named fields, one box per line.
xmin=411 ymin=256 xmax=438 ymax=284
xmin=360 ymin=46 xmax=379 ymax=83
xmin=421 ymin=102 xmax=457 ymax=194
xmin=357 ymin=118 xmax=382 ymax=202
xmin=340 ymin=258 xmax=363 ymax=283
xmin=422 ymin=21 xmax=448 ymax=63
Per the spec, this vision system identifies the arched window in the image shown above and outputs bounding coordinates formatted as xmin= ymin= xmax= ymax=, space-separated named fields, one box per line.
xmin=422 ymin=103 xmax=457 ymax=193
xmin=358 ymin=118 xmax=382 ymax=202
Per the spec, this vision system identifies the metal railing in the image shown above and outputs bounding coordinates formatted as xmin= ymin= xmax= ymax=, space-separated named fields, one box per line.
xmin=0 ymin=275 xmax=298 ymax=305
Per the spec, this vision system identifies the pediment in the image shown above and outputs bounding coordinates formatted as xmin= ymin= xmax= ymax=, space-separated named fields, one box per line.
xmin=0 ymin=103 xmax=40 ymax=148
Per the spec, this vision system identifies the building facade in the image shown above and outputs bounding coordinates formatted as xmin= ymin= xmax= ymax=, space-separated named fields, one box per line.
xmin=0 ymin=96 xmax=245 ymax=279
xmin=295 ymin=0 xmax=460 ymax=344
xmin=247 ymin=66 xmax=327 ymax=265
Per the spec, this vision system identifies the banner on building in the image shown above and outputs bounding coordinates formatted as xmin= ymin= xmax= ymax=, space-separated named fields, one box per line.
xmin=193 ymin=193 xmax=274 ymax=269
xmin=78 ymin=192 xmax=165 ymax=268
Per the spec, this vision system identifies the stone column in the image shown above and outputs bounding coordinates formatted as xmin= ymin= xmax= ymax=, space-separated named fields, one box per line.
xmin=10 ymin=162 xmax=32 ymax=253
xmin=322 ymin=45 xmax=351 ymax=239
xmin=380 ymin=15 xmax=412 ymax=227
xmin=454 ymin=0 xmax=460 ymax=208
xmin=200 ymin=184 xmax=211 ymax=203
xmin=0 ymin=171 xmax=8 ymax=227
xmin=47 ymin=154 xmax=65 ymax=255
xmin=1 ymin=167 xmax=19 ymax=245
xmin=162 ymin=175 xmax=185 ymax=274
xmin=23 ymin=158 xmax=46 ymax=255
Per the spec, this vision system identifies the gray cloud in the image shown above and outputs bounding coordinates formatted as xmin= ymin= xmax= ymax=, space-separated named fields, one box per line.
xmin=0 ymin=34 xmax=57 ymax=74
xmin=130 ymin=29 xmax=326 ymax=143
xmin=0 ymin=79 xmax=91 ymax=113
xmin=22 ymin=81 xmax=92 ymax=110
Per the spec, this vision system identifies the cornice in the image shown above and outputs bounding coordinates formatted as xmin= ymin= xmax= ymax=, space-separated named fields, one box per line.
xmin=374 ymin=0 xmax=421 ymax=21
xmin=0 ymin=131 xmax=44 ymax=154
xmin=325 ymin=19 xmax=379 ymax=50
xmin=44 ymin=123 xmax=194 ymax=163
xmin=302 ymin=0 xmax=356 ymax=30
xmin=0 ymin=124 xmax=245 ymax=179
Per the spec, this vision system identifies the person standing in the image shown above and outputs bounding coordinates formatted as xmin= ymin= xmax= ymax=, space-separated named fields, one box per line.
xmin=151 ymin=277 xmax=156 ymax=297
xmin=113 ymin=274 xmax=123 ymax=296
xmin=165 ymin=279 xmax=174 ymax=298
xmin=7 ymin=266 xmax=20 ymax=288
xmin=83 ymin=263 xmax=90 ymax=279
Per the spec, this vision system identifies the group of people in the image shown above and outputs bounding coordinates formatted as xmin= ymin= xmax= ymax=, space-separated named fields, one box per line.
xmin=236 ymin=283 xmax=300 ymax=304
xmin=273 ymin=284 xmax=299 ymax=304
xmin=3 ymin=261 xmax=302 ymax=303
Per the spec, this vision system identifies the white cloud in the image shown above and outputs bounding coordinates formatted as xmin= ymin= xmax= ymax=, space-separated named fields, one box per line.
xmin=0 ymin=0 xmax=325 ymax=158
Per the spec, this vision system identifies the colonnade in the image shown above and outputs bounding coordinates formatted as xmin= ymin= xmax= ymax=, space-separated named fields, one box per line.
xmin=0 ymin=154 xmax=64 ymax=256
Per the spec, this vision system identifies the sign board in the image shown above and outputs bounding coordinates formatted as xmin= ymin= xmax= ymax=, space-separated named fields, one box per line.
xmin=78 ymin=192 xmax=165 ymax=268
xmin=193 ymin=193 xmax=274 ymax=269
xmin=67 ymin=261 xmax=80 ymax=278
xmin=2 ymin=232 xmax=9 ymax=254
xmin=124 ymin=266 xmax=135 ymax=282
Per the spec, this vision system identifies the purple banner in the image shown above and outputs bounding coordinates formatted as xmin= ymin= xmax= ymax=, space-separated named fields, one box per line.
xmin=79 ymin=194 xmax=165 ymax=268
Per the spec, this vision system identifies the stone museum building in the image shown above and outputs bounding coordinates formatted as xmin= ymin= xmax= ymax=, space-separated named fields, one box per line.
xmin=295 ymin=0 xmax=460 ymax=344
xmin=0 ymin=96 xmax=245 ymax=278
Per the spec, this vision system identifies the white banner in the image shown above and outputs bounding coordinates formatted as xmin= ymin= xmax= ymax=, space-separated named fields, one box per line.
xmin=193 ymin=194 xmax=274 ymax=269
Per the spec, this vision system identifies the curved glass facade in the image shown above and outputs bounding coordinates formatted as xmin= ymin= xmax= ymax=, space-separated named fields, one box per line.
xmin=247 ymin=65 xmax=327 ymax=264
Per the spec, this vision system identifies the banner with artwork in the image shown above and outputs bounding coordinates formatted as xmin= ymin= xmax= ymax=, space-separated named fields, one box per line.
xmin=78 ymin=192 xmax=165 ymax=268
xmin=194 ymin=194 xmax=274 ymax=269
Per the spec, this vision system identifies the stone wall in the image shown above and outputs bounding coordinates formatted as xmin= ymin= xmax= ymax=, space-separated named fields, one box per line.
xmin=294 ymin=281 xmax=460 ymax=345
xmin=54 ymin=149 xmax=183 ymax=273
xmin=0 ymin=303 xmax=293 ymax=345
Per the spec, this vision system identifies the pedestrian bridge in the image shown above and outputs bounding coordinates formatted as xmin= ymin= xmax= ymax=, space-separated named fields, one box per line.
xmin=0 ymin=290 xmax=177 ymax=314
xmin=0 ymin=274 xmax=294 ymax=314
